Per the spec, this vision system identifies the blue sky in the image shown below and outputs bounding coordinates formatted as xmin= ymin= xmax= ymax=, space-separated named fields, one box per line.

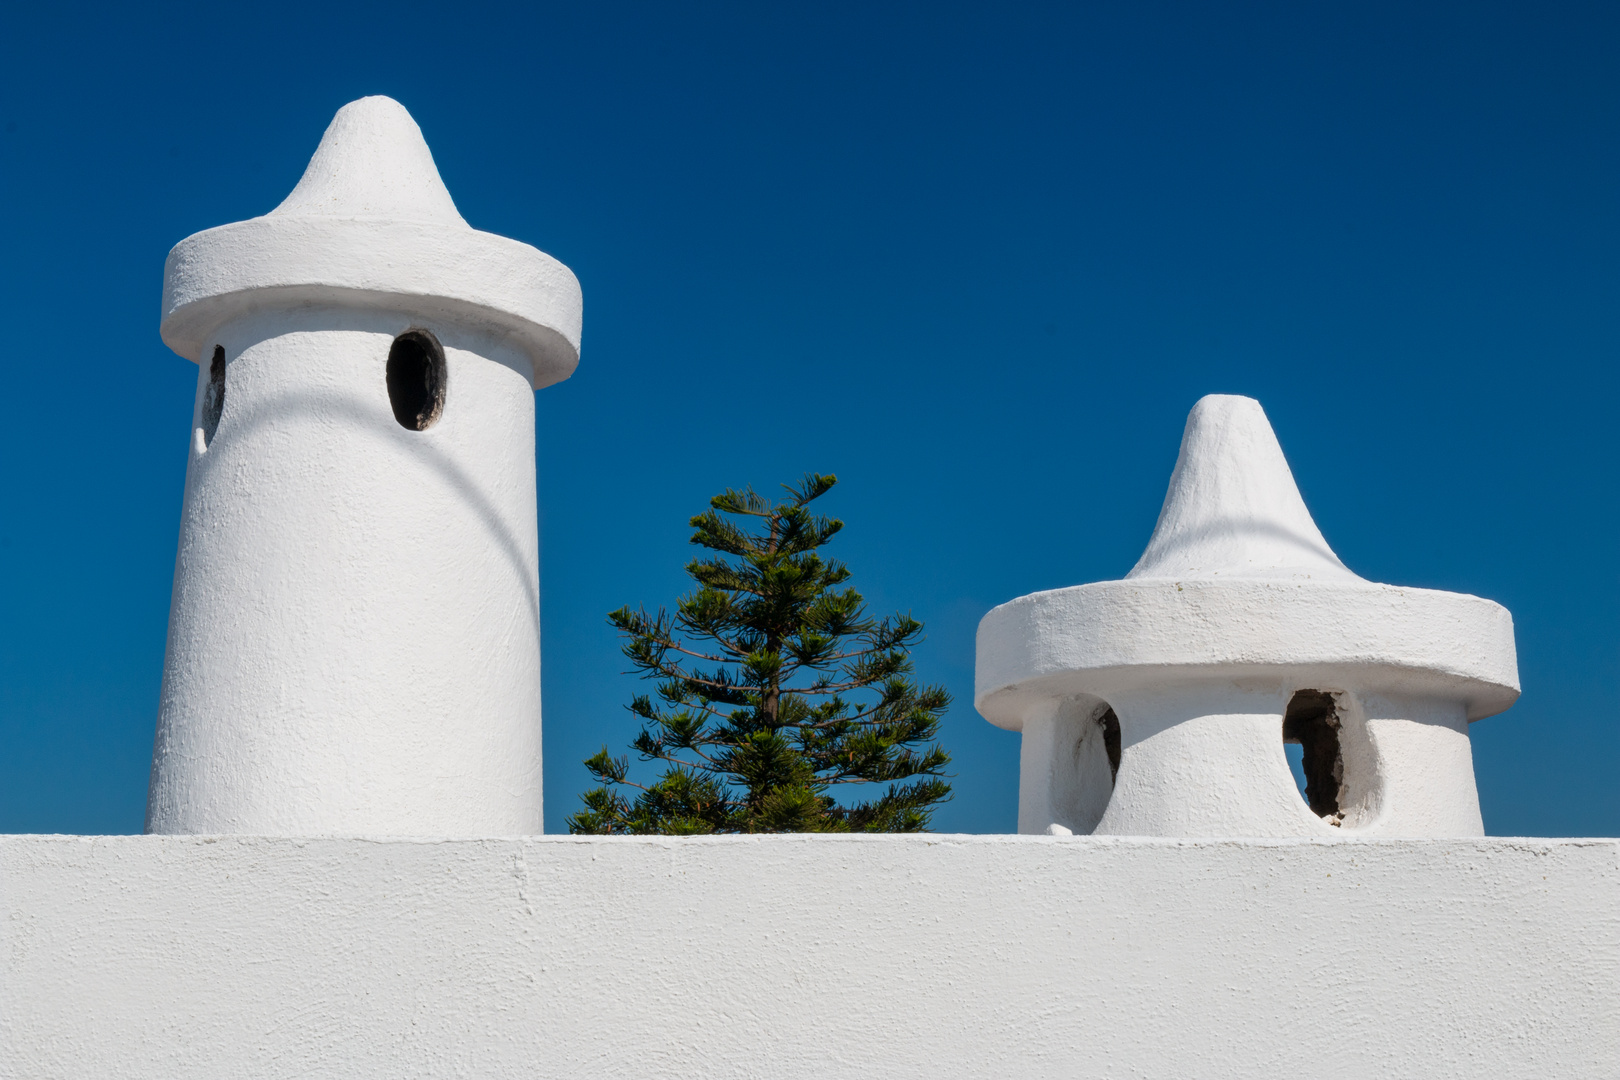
xmin=2 ymin=2 xmax=1617 ymax=835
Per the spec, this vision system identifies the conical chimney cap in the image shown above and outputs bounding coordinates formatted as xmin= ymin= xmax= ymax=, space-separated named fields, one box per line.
xmin=1127 ymin=395 xmax=1358 ymax=582
xmin=160 ymin=97 xmax=582 ymax=388
xmin=269 ymin=97 xmax=467 ymax=225
xmin=974 ymin=393 xmax=1519 ymax=732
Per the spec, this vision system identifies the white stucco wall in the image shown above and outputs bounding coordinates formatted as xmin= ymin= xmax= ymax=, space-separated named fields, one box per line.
xmin=4 ymin=834 xmax=1614 ymax=1078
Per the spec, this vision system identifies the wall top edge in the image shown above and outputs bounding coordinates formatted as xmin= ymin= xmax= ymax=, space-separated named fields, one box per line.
xmin=2 ymin=833 xmax=1614 ymax=850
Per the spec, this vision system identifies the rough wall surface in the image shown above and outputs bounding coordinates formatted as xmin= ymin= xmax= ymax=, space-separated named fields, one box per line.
xmin=3 ymin=835 xmax=1614 ymax=1079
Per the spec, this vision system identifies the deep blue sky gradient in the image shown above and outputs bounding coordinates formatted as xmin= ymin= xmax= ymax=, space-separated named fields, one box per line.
xmin=2 ymin=2 xmax=1617 ymax=835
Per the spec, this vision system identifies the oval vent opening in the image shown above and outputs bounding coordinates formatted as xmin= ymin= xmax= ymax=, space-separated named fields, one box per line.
xmin=198 ymin=345 xmax=226 ymax=448
xmin=1099 ymin=705 xmax=1121 ymax=786
xmin=1283 ymin=689 xmax=1344 ymax=825
xmin=387 ymin=330 xmax=447 ymax=431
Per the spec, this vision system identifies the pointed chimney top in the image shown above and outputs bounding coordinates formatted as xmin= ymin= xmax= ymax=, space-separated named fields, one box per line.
xmin=976 ymin=391 xmax=1518 ymax=752
xmin=269 ymin=96 xmax=467 ymax=226
xmin=1126 ymin=394 xmax=1358 ymax=582
xmin=160 ymin=96 xmax=582 ymax=388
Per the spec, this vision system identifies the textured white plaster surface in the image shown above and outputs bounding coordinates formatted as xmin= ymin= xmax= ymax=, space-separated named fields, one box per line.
xmin=147 ymin=98 xmax=569 ymax=835
xmin=978 ymin=395 xmax=1518 ymax=838
xmin=3 ymin=835 xmax=1615 ymax=1079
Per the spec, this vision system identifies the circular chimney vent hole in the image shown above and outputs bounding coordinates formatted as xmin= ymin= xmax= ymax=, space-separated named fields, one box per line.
xmin=198 ymin=345 xmax=226 ymax=449
xmin=1283 ymin=689 xmax=1343 ymax=824
xmin=387 ymin=330 xmax=446 ymax=431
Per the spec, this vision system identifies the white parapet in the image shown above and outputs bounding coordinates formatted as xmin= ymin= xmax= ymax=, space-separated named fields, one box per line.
xmin=2 ymin=834 xmax=1614 ymax=1079
xmin=977 ymin=395 xmax=1519 ymax=837
xmin=145 ymin=98 xmax=581 ymax=836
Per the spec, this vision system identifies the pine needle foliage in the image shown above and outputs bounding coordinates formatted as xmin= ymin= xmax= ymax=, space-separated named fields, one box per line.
xmin=568 ymin=474 xmax=952 ymax=835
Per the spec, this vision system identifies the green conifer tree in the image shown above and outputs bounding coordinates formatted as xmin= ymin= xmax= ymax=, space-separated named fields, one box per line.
xmin=568 ymin=474 xmax=951 ymax=834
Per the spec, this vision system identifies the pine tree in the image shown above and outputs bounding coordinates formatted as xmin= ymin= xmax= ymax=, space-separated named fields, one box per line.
xmin=568 ymin=474 xmax=952 ymax=835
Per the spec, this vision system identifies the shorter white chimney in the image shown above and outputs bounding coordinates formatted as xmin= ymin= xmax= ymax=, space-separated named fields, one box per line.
xmin=976 ymin=394 xmax=1518 ymax=837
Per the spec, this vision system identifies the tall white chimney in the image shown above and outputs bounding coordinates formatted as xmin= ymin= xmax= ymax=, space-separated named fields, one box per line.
xmin=146 ymin=97 xmax=581 ymax=835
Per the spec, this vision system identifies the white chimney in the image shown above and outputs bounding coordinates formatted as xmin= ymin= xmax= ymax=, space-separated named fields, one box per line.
xmin=146 ymin=97 xmax=581 ymax=835
xmin=976 ymin=394 xmax=1518 ymax=837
